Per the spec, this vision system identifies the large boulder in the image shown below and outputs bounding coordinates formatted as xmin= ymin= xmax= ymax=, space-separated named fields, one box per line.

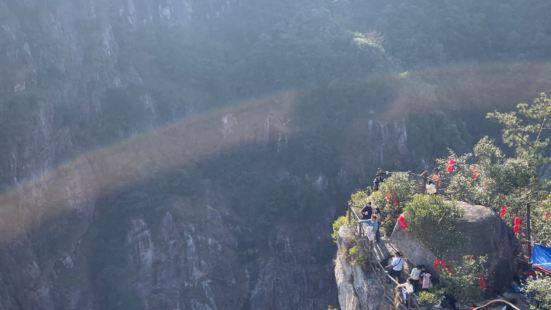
xmin=391 ymin=201 xmax=519 ymax=292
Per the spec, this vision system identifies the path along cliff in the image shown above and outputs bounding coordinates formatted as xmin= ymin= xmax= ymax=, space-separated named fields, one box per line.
xmin=334 ymin=200 xmax=519 ymax=310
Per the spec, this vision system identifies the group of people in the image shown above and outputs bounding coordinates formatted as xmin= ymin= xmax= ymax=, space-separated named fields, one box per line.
xmin=360 ymin=202 xmax=381 ymax=242
xmin=385 ymin=252 xmax=434 ymax=307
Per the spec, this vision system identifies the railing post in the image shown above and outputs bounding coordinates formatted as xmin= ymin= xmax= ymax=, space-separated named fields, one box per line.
xmin=347 ymin=203 xmax=352 ymax=225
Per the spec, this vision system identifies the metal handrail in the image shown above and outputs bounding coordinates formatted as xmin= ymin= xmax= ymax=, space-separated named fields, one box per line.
xmin=473 ymin=299 xmax=521 ymax=310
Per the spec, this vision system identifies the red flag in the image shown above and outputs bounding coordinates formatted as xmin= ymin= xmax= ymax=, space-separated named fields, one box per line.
xmin=433 ymin=258 xmax=440 ymax=269
xmin=440 ymin=260 xmax=453 ymax=273
xmin=499 ymin=205 xmax=507 ymax=219
xmin=479 ymin=275 xmax=487 ymax=290
xmin=514 ymin=216 xmax=521 ymax=234
xmin=398 ymin=214 xmax=407 ymax=229
xmin=447 ymin=159 xmax=455 ymax=173
xmin=433 ymin=258 xmax=452 ymax=273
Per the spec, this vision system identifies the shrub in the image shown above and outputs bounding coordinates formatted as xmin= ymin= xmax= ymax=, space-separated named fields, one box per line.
xmin=349 ymin=189 xmax=371 ymax=208
xmin=378 ymin=172 xmax=416 ymax=209
xmin=367 ymin=173 xmax=415 ymax=237
xmin=347 ymin=240 xmax=367 ymax=265
xmin=533 ymin=194 xmax=551 ymax=245
xmin=418 ymin=289 xmax=444 ymax=306
xmin=332 ymin=215 xmax=348 ymax=242
xmin=404 ymin=194 xmax=463 ymax=257
xmin=524 ymin=276 xmax=551 ymax=310
xmin=440 ymin=256 xmax=488 ymax=304
xmin=381 ymin=217 xmax=396 ymax=237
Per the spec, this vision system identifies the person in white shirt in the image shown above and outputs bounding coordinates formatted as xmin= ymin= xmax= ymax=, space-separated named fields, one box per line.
xmin=397 ymin=278 xmax=415 ymax=306
xmin=426 ymin=180 xmax=437 ymax=194
xmin=409 ymin=265 xmax=421 ymax=292
xmin=386 ymin=252 xmax=404 ymax=282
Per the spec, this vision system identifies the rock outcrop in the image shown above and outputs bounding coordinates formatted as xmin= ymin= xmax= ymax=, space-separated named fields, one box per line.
xmin=335 ymin=225 xmax=391 ymax=310
xmin=391 ymin=201 xmax=519 ymax=291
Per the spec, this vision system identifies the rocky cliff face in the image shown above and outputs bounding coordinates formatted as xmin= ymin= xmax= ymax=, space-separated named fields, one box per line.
xmin=1 ymin=1 xmax=549 ymax=309
xmin=0 ymin=2 xmax=421 ymax=308
xmin=334 ymin=225 xmax=391 ymax=310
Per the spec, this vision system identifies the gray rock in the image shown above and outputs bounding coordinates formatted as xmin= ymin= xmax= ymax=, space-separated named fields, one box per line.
xmin=335 ymin=225 xmax=391 ymax=310
xmin=391 ymin=201 xmax=518 ymax=292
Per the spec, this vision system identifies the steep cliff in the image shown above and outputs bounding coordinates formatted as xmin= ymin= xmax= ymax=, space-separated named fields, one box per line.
xmin=334 ymin=225 xmax=391 ymax=310
xmin=1 ymin=1 xmax=551 ymax=309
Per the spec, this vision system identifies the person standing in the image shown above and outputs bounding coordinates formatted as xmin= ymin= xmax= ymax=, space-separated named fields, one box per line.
xmin=373 ymin=175 xmax=381 ymax=191
xmin=409 ymin=265 xmax=422 ymax=292
xmin=361 ymin=202 xmax=373 ymax=220
xmin=421 ymin=271 xmax=432 ymax=290
xmin=397 ymin=278 xmax=415 ymax=307
xmin=373 ymin=215 xmax=381 ymax=243
xmin=386 ymin=252 xmax=404 ymax=282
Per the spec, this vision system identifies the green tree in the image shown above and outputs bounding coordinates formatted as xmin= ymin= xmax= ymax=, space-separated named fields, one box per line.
xmin=487 ymin=93 xmax=551 ymax=244
xmin=487 ymin=92 xmax=551 ymax=168
xmin=438 ymin=93 xmax=551 ymax=244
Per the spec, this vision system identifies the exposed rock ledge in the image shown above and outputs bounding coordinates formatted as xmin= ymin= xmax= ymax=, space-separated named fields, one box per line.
xmin=334 ymin=225 xmax=390 ymax=310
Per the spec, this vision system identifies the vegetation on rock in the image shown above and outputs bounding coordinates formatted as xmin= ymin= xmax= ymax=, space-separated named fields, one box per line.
xmin=440 ymin=256 xmax=489 ymax=304
xmin=404 ymin=195 xmax=463 ymax=258
xmin=417 ymin=289 xmax=444 ymax=306
xmin=524 ymin=276 xmax=551 ymax=310
xmin=347 ymin=240 xmax=368 ymax=266
xmin=332 ymin=215 xmax=348 ymax=242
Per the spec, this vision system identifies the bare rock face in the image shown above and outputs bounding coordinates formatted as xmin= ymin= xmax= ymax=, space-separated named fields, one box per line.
xmin=335 ymin=225 xmax=390 ymax=310
xmin=391 ymin=201 xmax=518 ymax=291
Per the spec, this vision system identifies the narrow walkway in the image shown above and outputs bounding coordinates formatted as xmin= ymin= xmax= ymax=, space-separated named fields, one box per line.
xmin=348 ymin=206 xmax=420 ymax=309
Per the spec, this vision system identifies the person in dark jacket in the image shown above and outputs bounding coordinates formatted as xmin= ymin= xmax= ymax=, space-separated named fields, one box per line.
xmin=361 ymin=202 xmax=373 ymax=220
xmin=372 ymin=176 xmax=381 ymax=191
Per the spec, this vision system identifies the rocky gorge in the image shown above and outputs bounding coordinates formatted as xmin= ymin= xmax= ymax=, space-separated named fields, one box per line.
xmin=1 ymin=1 xmax=551 ymax=309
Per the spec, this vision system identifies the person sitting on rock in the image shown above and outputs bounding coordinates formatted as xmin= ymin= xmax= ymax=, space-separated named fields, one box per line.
xmin=361 ymin=202 xmax=373 ymax=219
